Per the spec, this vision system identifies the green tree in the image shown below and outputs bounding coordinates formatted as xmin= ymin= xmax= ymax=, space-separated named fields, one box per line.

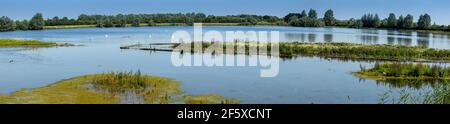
xmin=361 ymin=14 xmax=380 ymax=27
xmin=387 ymin=13 xmax=397 ymax=28
xmin=323 ymin=9 xmax=335 ymax=26
xmin=284 ymin=13 xmax=301 ymax=22
xmin=300 ymin=10 xmax=307 ymax=18
xmin=15 ymin=20 xmax=29 ymax=30
xmin=96 ymin=20 xmax=105 ymax=28
xmin=0 ymin=16 xmax=15 ymax=32
xmin=417 ymin=14 xmax=431 ymax=29
xmin=132 ymin=18 xmax=140 ymax=27
xmin=29 ymin=13 xmax=45 ymax=30
xmin=404 ymin=14 xmax=414 ymax=29
xmin=147 ymin=19 xmax=156 ymax=26
xmin=114 ymin=18 xmax=127 ymax=27
xmin=308 ymin=9 xmax=317 ymax=19
xmin=103 ymin=19 xmax=114 ymax=27
xmin=397 ymin=15 xmax=405 ymax=28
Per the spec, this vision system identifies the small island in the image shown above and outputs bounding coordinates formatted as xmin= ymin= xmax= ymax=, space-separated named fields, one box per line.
xmin=354 ymin=62 xmax=450 ymax=80
xmin=0 ymin=71 xmax=238 ymax=104
xmin=0 ymin=39 xmax=74 ymax=47
xmin=132 ymin=42 xmax=450 ymax=62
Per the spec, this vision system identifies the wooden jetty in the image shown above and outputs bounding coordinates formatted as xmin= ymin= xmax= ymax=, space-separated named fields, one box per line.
xmin=120 ymin=43 xmax=179 ymax=52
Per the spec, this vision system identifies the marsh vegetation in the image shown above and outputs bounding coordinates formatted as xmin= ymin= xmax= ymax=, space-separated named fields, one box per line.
xmin=355 ymin=63 xmax=450 ymax=80
xmin=0 ymin=39 xmax=74 ymax=47
xmin=172 ymin=42 xmax=450 ymax=62
xmin=0 ymin=39 xmax=56 ymax=47
xmin=0 ymin=71 xmax=239 ymax=104
xmin=379 ymin=83 xmax=450 ymax=104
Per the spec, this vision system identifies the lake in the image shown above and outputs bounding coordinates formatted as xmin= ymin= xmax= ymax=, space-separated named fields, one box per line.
xmin=1 ymin=26 xmax=449 ymax=103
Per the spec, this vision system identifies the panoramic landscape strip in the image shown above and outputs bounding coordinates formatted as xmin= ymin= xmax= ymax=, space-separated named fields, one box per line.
xmin=1 ymin=9 xmax=450 ymax=33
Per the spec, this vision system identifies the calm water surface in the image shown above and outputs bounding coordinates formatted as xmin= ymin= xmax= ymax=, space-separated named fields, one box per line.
xmin=1 ymin=26 xmax=449 ymax=103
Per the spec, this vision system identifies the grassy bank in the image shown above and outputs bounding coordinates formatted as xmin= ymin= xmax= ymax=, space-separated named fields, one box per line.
xmin=44 ymin=25 xmax=96 ymax=29
xmin=0 ymin=39 xmax=57 ymax=47
xmin=0 ymin=71 xmax=238 ymax=104
xmin=172 ymin=42 xmax=450 ymax=62
xmin=354 ymin=63 xmax=450 ymax=80
xmin=0 ymin=39 xmax=75 ymax=47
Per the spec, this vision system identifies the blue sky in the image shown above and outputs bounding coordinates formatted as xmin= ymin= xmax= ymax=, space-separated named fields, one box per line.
xmin=1 ymin=0 xmax=449 ymax=25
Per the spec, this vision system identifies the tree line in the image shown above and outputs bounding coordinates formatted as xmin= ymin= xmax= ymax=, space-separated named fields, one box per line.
xmin=0 ymin=13 xmax=281 ymax=31
xmin=284 ymin=9 xmax=449 ymax=31
xmin=0 ymin=13 xmax=45 ymax=32
xmin=1 ymin=10 xmax=450 ymax=32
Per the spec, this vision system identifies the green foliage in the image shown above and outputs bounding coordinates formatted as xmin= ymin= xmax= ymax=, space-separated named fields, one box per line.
xmin=417 ymin=14 xmax=432 ymax=29
xmin=323 ymin=9 xmax=335 ymax=26
xmin=363 ymin=63 xmax=450 ymax=78
xmin=0 ymin=39 xmax=56 ymax=47
xmin=347 ymin=18 xmax=363 ymax=28
xmin=379 ymin=84 xmax=450 ymax=104
xmin=1 ymin=10 xmax=449 ymax=32
xmin=0 ymin=16 xmax=14 ymax=32
xmin=174 ymin=42 xmax=450 ymax=61
xmin=287 ymin=9 xmax=323 ymax=27
xmin=131 ymin=18 xmax=140 ymax=27
xmin=300 ymin=10 xmax=307 ymax=19
xmin=289 ymin=16 xmax=324 ymax=27
xmin=114 ymin=17 xmax=127 ymax=27
xmin=398 ymin=14 xmax=415 ymax=29
xmin=15 ymin=20 xmax=29 ymax=30
xmin=308 ymin=9 xmax=318 ymax=19
xmin=0 ymin=71 xmax=239 ymax=104
xmin=386 ymin=13 xmax=397 ymax=28
xmin=147 ymin=19 xmax=156 ymax=26
xmin=95 ymin=20 xmax=104 ymax=28
xmin=29 ymin=13 xmax=45 ymax=30
xmin=361 ymin=13 xmax=380 ymax=28
xmin=103 ymin=19 xmax=114 ymax=27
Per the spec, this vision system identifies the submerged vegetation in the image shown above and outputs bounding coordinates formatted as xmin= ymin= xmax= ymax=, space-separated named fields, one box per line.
xmin=172 ymin=42 xmax=450 ymax=62
xmin=355 ymin=63 xmax=450 ymax=80
xmin=0 ymin=71 xmax=238 ymax=104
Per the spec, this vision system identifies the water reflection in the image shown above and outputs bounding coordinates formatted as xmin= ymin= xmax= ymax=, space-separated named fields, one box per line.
xmin=417 ymin=38 xmax=430 ymax=47
xmin=387 ymin=37 xmax=395 ymax=45
xmin=417 ymin=32 xmax=431 ymax=38
xmin=375 ymin=79 xmax=447 ymax=89
xmin=360 ymin=35 xmax=378 ymax=44
xmin=397 ymin=37 xmax=413 ymax=46
xmin=308 ymin=33 xmax=316 ymax=42
xmin=324 ymin=34 xmax=333 ymax=42
xmin=285 ymin=33 xmax=306 ymax=41
xmin=397 ymin=30 xmax=413 ymax=36
xmin=361 ymin=29 xmax=379 ymax=34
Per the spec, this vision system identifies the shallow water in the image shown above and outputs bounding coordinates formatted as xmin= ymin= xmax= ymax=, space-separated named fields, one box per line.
xmin=0 ymin=26 xmax=449 ymax=103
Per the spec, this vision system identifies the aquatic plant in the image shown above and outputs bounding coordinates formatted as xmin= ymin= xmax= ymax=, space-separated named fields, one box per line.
xmin=355 ymin=62 xmax=450 ymax=80
xmin=379 ymin=83 xmax=450 ymax=104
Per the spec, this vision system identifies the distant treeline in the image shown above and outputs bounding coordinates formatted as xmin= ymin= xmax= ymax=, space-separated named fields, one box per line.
xmin=1 ymin=10 xmax=450 ymax=32
xmin=285 ymin=9 xmax=449 ymax=31
xmin=0 ymin=13 xmax=281 ymax=32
